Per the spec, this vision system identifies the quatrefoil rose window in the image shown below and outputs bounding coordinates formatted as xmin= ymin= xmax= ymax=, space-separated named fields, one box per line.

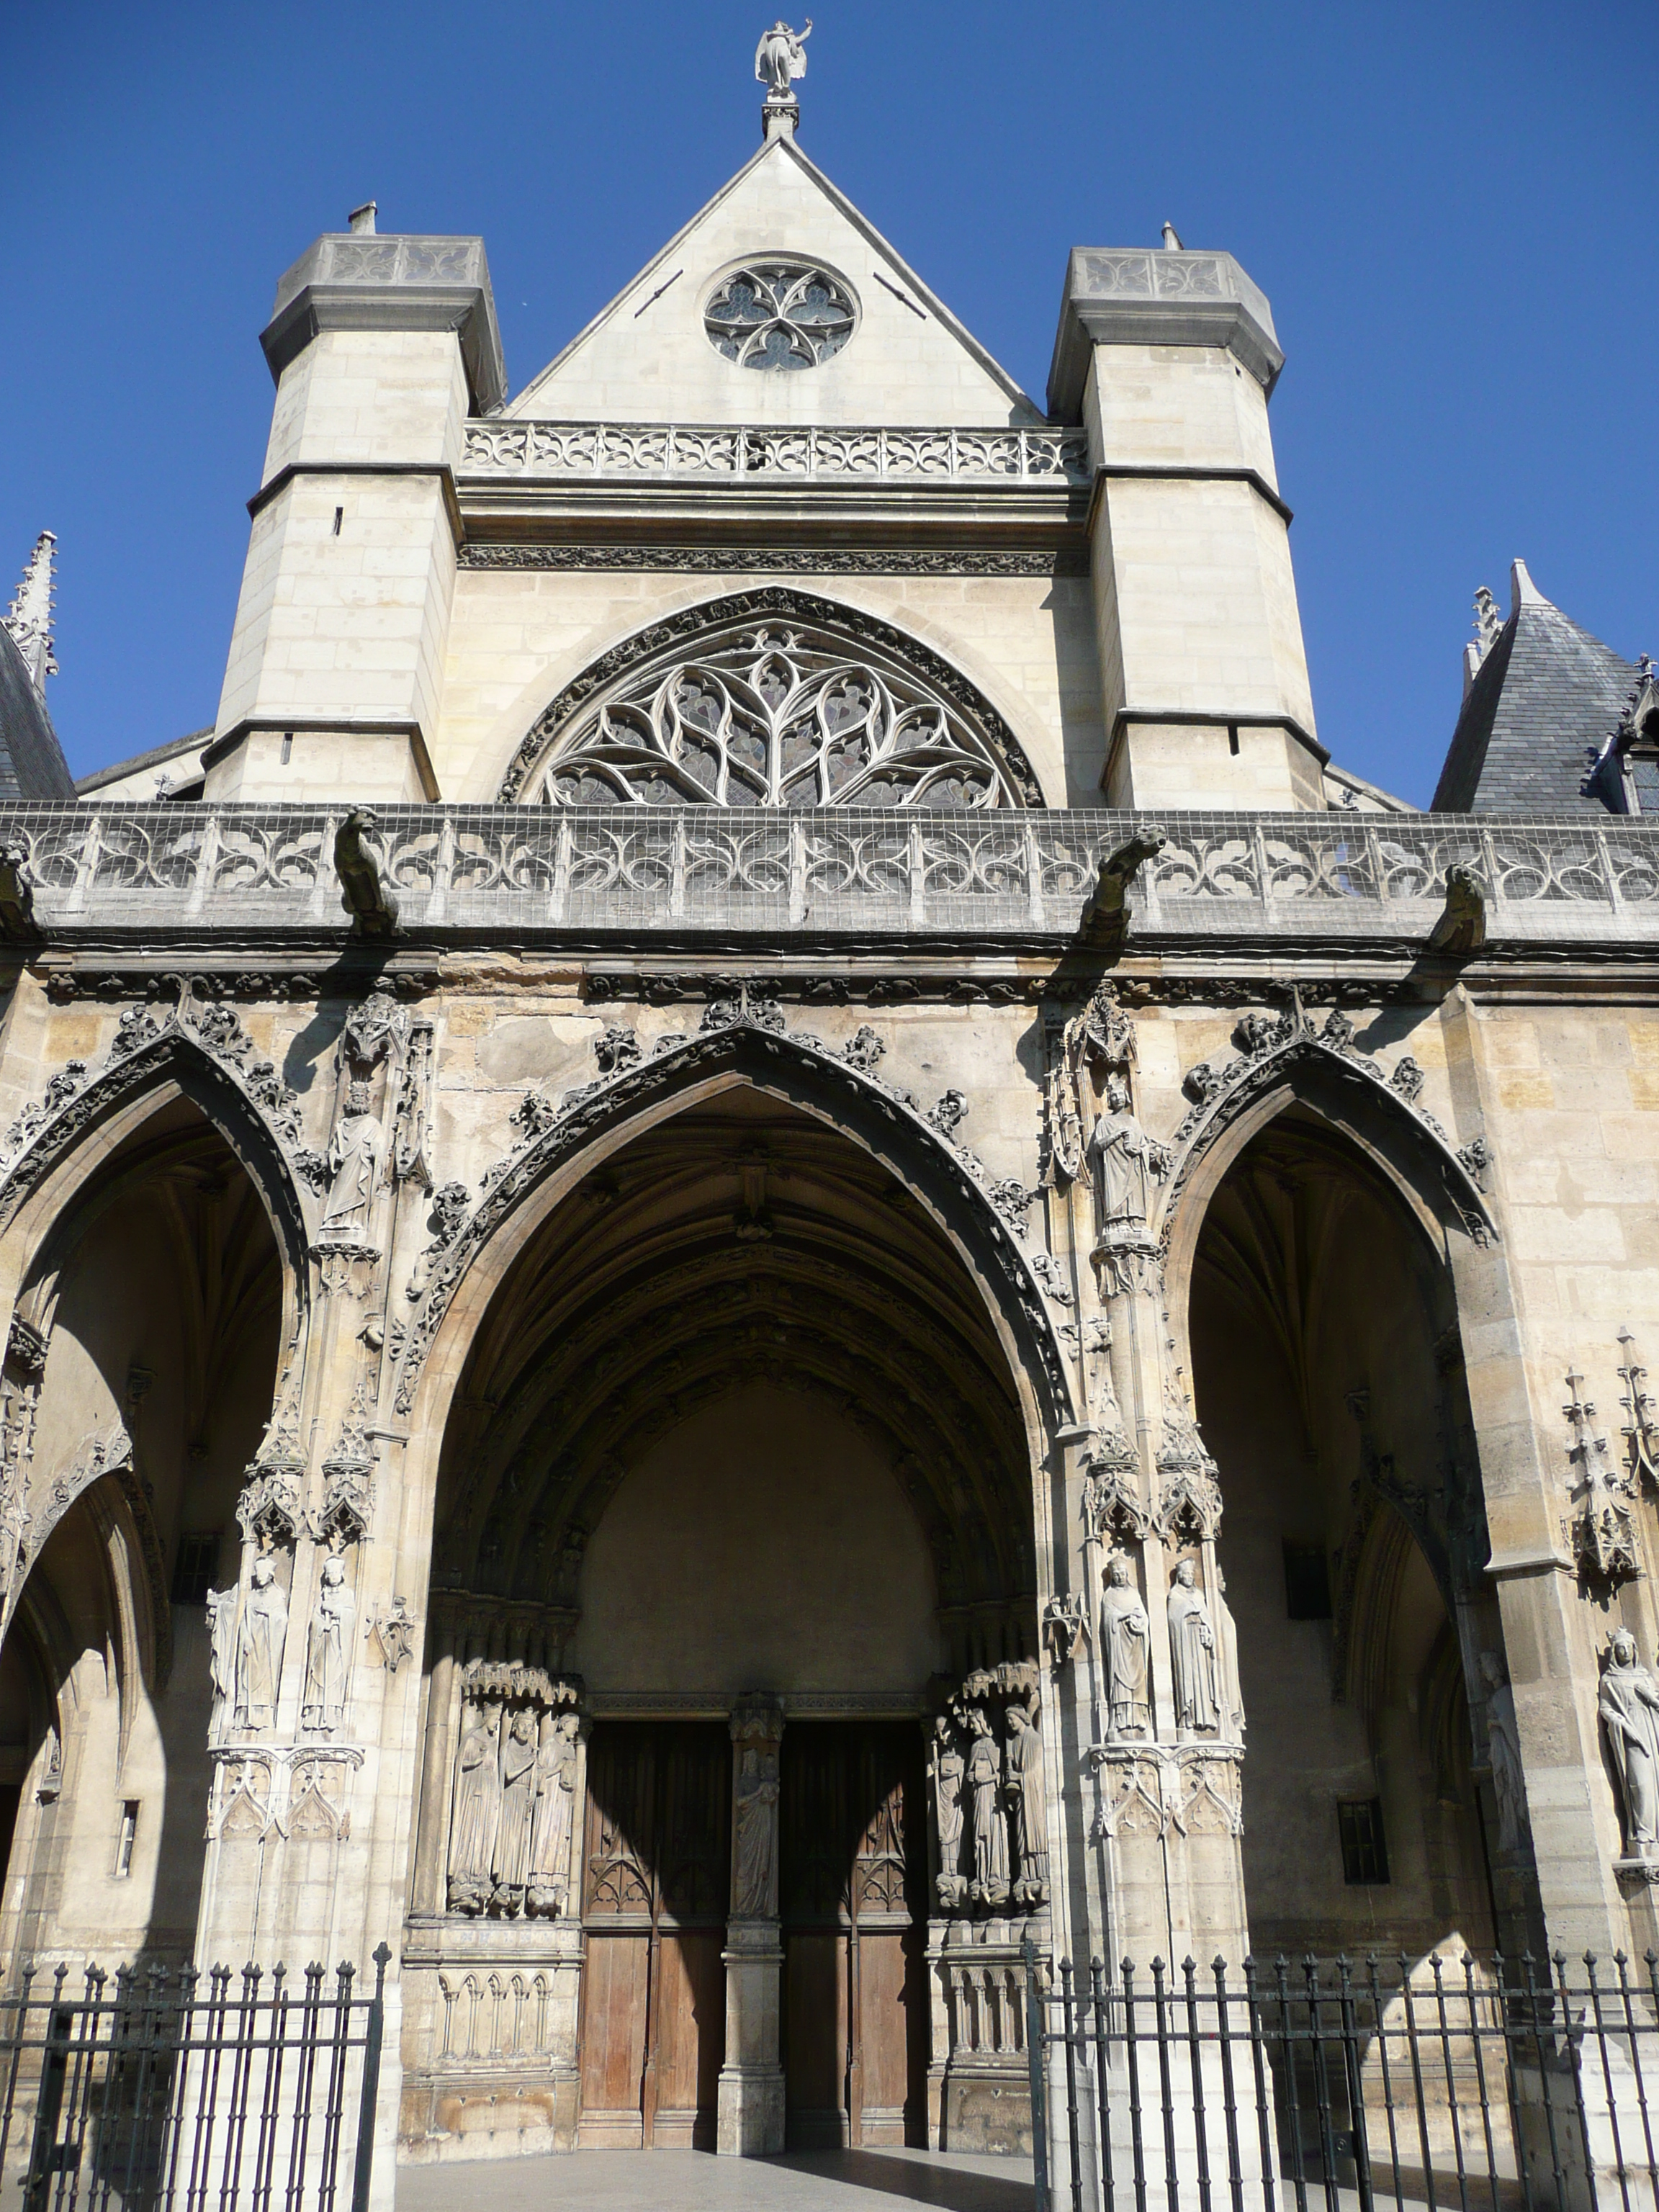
xmin=704 ymin=261 xmax=857 ymax=372
xmin=537 ymin=619 xmax=1022 ymax=808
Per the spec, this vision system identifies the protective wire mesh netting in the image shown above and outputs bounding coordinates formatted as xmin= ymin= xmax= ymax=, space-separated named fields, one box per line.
xmin=1 ymin=806 xmax=1655 ymax=939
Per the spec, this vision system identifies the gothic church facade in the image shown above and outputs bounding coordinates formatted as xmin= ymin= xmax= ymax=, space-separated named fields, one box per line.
xmin=2 ymin=60 xmax=1658 ymax=2172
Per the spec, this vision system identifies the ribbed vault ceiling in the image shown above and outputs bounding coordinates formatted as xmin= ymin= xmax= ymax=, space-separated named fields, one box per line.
xmin=431 ymin=1092 xmax=1031 ymax=1616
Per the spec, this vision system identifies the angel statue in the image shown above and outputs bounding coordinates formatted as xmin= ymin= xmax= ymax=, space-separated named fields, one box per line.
xmin=756 ymin=19 xmax=811 ymax=100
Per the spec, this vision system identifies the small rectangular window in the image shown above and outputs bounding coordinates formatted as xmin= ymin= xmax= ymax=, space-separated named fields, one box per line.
xmin=1283 ymin=1540 xmax=1333 ymax=1620
xmin=114 ymin=1801 xmax=139 ymax=1879
xmin=280 ymin=732 xmax=293 ymax=765
xmin=1228 ymin=724 xmax=1241 ymax=757
xmin=1338 ymin=1797 xmax=1389 ymax=1885
xmin=171 ymin=1531 xmax=220 ymax=1606
xmin=332 ymin=506 xmax=343 ymax=536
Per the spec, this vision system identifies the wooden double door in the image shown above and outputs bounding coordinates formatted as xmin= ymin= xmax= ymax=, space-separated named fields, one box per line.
xmin=577 ymin=1723 xmax=730 ymax=2149
xmin=782 ymin=1723 xmax=927 ymax=2149
xmin=576 ymin=1720 xmax=926 ymax=2152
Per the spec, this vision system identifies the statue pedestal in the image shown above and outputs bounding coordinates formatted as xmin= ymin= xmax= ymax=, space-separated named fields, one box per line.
xmin=716 ymin=1919 xmax=785 ymax=2155
xmin=761 ymin=94 xmax=799 ymax=142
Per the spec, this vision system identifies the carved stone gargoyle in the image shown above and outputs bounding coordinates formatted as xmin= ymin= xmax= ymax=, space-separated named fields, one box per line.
xmin=0 ymin=848 xmax=40 ymax=943
xmin=1077 ymin=827 xmax=1166 ymax=959
xmin=1430 ymin=863 xmax=1487 ymax=955
xmin=335 ymin=809 xmax=400 ymax=938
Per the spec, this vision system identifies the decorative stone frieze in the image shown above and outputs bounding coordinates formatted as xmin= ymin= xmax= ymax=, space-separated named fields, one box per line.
xmin=1086 ymin=1743 xmax=1244 ymax=1842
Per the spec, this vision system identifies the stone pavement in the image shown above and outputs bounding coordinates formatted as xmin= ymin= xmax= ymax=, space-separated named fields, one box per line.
xmin=395 ymin=2146 xmax=1035 ymax=2211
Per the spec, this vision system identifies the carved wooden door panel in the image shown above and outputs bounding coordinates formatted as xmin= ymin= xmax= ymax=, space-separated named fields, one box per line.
xmin=577 ymin=1723 xmax=729 ymax=2150
xmin=781 ymin=1723 xmax=925 ymax=2150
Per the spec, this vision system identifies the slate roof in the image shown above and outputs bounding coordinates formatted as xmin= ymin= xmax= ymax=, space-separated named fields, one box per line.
xmin=1431 ymin=562 xmax=1635 ymax=814
xmin=0 ymin=621 xmax=75 ymax=804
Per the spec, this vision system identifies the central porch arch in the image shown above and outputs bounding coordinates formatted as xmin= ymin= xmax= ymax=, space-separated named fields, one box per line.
xmin=398 ymin=1046 xmax=1053 ymax=2159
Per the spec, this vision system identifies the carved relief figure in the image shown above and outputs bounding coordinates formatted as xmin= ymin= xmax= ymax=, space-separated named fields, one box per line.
xmin=1101 ymin=1554 xmax=1151 ymax=1737
xmin=494 ymin=1708 xmax=538 ymax=1905
xmin=205 ymin=1585 xmax=237 ymax=1740
xmin=235 ymin=1555 xmax=288 ymax=1730
xmin=1600 ymin=1631 xmax=1659 ymax=1858
xmin=1006 ymin=1701 xmax=1050 ymax=1904
xmin=966 ymin=1709 xmax=1009 ymax=1905
xmin=1168 ymin=1560 xmax=1220 ymax=1732
xmin=321 ymin=1081 xmax=384 ymax=1236
xmin=931 ymin=1712 xmax=966 ymax=1907
xmin=449 ymin=1701 xmax=502 ymax=1911
xmin=1478 ymin=1650 xmax=1525 ymax=1856
xmin=732 ymin=1741 xmax=781 ymax=1918
xmin=528 ymin=1712 xmax=579 ymax=1915
xmin=300 ymin=1555 xmax=355 ymax=1733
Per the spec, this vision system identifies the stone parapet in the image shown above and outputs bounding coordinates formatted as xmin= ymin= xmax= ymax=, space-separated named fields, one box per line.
xmin=262 ymin=233 xmax=505 ymax=415
xmin=1048 ymin=246 xmax=1284 ymax=415
xmin=1 ymin=804 xmax=1657 ymax=951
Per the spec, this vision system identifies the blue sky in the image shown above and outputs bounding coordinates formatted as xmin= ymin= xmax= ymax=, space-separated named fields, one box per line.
xmin=3 ymin=0 xmax=1655 ymax=804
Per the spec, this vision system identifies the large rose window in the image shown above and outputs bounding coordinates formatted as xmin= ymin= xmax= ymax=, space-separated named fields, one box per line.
xmin=532 ymin=616 xmax=1025 ymax=809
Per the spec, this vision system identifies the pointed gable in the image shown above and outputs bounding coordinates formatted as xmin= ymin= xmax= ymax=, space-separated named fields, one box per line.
xmin=508 ymin=138 xmax=1043 ymax=428
xmin=1432 ymin=562 xmax=1635 ymax=814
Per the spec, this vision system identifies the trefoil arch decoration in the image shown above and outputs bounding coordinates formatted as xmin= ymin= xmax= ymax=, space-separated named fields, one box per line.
xmin=498 ymin=589 xmax=1044 ymax=809
xmin=390 ymin=1000 xmax=1074 ymax=1444
xmin=1155 ymin=1000 xmax=1500 ymax=1262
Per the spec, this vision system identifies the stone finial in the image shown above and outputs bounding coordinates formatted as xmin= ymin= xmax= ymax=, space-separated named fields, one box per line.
xmin=4 ymin=532 xmax=58 ymax=698
xmin=1160 ymin=222 xmax=1184 ymax=251
xmin=1462 ymin=585 xmax=1504 ymax=697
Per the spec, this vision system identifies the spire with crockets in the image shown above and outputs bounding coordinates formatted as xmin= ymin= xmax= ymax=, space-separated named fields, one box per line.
xmin=3 ymin=532 xmax=58 ymax=698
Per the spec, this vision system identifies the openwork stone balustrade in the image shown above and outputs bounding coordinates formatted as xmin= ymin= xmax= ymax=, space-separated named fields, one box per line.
xmin=4 ymin=806 xmax=1656 ymax=943
xmin=459 ymin=421 xmax=1093 ymax=485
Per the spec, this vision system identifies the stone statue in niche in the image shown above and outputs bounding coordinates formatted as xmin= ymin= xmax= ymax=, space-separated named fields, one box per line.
xmin=493 ymin=1708 xmax=539 ymax=1912
xmin=36 ymin=1725 xmax=60 ymax=1803
xmin=966 ymin=1709 xmax=1009 ymax=1907
xmin=930 ymin=1712 xmax=967 ymax=1910
xmin=1600 ymin=1630 xmax=1659 ymax=1861
xmin=205 ymin=1585 xmax=237 ymax=1741
xmin=321 ymin=1081 xmax=384 ymax=1237
xmin=301 ymin=1554 xmax=356 ymax=1733
xmin=1006 ymin=1699 xmax=1050 ymax=1905
xmin=235 ymin=1555 xmax=288 ymax=1730
xmin=447 ymin=1667 xmax=583 ymax=1917
xmin=1478 ymin=1650 xmax=1525 ymax=1856
xmin=1100 ymin=1553 xmax=1151 ymax=1737
xmin=527 ymin=1712 xmax=580 ymax=1917
xmin=1086 ymin=1073 xmax=1170 ymax=1241
xmin=448 ymin=1700 xmax=503 ymax=1914
xmin=1168 ymin=1560 xmax=1221 ymax=1733
xmin=732 ymin=1740 xmax=781 ymax=1918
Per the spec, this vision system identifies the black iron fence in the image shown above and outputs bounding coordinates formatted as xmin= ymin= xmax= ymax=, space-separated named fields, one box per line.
xmin=0 ymin=1948 xmax=388 ymax=2212
xmin=1025 ymin=1942 xmax=1659 ymax=2212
